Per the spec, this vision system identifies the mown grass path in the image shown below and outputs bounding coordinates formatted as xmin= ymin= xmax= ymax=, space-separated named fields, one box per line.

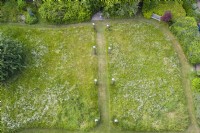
xmin=92 ymin=22 xmax=110 ymax=133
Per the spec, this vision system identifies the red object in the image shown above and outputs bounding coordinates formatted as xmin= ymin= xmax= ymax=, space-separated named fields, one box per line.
xmin=161 ymin=11 xmax=172 ymax=22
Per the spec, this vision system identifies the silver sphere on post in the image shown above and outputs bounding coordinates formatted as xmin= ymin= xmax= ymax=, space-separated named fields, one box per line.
xmin=94 ymin=79 xmax=98 ymax=85
xmin=92 ymin=23 xmax=96 ymax=31
xmin=108 ymin=46 xmax=112 ymax=54
xmin=93 ymin=45 xmax=97 ymax=55
xmin=110 ymin=44 xmax=113 ymax=49
xmin=114 ymin=119 xmax=118 ymax=123
xmin=111 ymin=78 xmax=115 ymax=85
xmin=94 ymin=118 xmax=99 ymax=123
xmin=107 ymin=24 xmax=110 ymax=30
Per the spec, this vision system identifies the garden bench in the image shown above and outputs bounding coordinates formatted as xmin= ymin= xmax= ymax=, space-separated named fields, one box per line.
xmin=151 ymin=13 xmax=161 ymax=21
xmin=195 ymin=64 xmax=200 ymax=76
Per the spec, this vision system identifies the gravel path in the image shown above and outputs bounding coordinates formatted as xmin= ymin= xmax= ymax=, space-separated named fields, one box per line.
xmin=92 ymin=12 xmax=104 ymax=21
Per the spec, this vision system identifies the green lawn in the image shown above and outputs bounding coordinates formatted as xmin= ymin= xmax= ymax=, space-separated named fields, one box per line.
xmin=106 ymin=20 xmax=189 ymax=131
xmin=192 ymin=77 xmax=200 ymax=126
xmin=194 ymin=91 xmax=200 ymax=126
xmin=0 ymin=24 xmax=99 ymax=132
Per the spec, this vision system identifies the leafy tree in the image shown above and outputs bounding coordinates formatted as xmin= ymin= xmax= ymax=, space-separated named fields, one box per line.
xmin=192 ymin=78 xmax=200 ymax=92
xmin=39 ymin=1 xmax=66 ymax=24
xmin=39 ymin=1 xmax=91 ymax=24
xmin=25 ymin=12 xmax=38 ymax=24
xmin=170 ymin=17 xmax=200 ymax=64
xmin=0 ymin=0 xmax=19 ymax=22
xmin=82 ymin=0 xmax=103 ymax=14
xmin=17 ymin=0 xmax=26 ymax=10
xmin=0 ymin=34 xmax=25 ymax=81
xmin=182 ymin=0 xmax=200 ymax=21
xmin=32 ymin=0 xmax=42 ymax=8
xmin=25 ymin=8 xmax=38 ymax=24
xmin=103 ymin=0 xmax=140 ymax=18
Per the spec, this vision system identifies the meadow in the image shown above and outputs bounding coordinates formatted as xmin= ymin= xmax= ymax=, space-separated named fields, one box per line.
xmin=106 ymin=20 xmax=189 ymax=131
xmin=0 ymin=24 xmax=99 ymax=132
xmin=0 ymin=19 xmax=197 ymax=133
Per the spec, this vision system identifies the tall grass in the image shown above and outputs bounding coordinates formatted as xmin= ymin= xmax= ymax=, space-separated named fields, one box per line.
xmin=106 ymin=20 xmax=189 ymax=131
xmin=0 ymin=24 xmax=99 ymax=132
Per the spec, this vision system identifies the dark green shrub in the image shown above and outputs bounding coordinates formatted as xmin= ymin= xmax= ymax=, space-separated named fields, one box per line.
xmin=0 ymin=34 xmax=25 ymax=81
xmin=192 ymin=3 xmax=198 ymax=10
xmin=187 ymin=40 xmax=200 ymax=64
xmin=17 ymin=0 xmax=26 ymax=10
xmin=39 ymin=2 xmax=66 ymax=24
xmin=103 ymin=0 xmax=140 ymax=18
xmin=0 ymin=1 xmax=19 ymax=22
xmin=192 ymin=78 xmax=200 ymax=92
xmin=142 ymin=0 xmax=159 ymax=18
xmin=25 ymin=8 xmax=38 ymax=24
xmin=0 ymin=3 xmax=7 ymax=22
xmin=183 ymin=0 xmax=200 ymax=21
xmin=25 ymin=12 xmax=38 ymax=24
xmin=39 ymin=1 xmax=91 ymax=24
xmin=170 ymin=17 xmax=200 ymax=64
xmin=64 ymin=1 xmax=91 ymax=23
xmin=83 ymin=0 xmax=103 ymax=14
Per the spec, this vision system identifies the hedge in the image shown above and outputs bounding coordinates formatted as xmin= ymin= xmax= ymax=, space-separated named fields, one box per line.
xmin=39 ymin=1 xmax=91 ymax=24
xmin=103 ymin=0 xmax=140 ymax=18
xmin=182 ymin=0 xmax=200 ymax=21
xmin=170 ymin=17 xmax=200 ymax=64
xmin=142 ymin=1 xmax=186 ymax=21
